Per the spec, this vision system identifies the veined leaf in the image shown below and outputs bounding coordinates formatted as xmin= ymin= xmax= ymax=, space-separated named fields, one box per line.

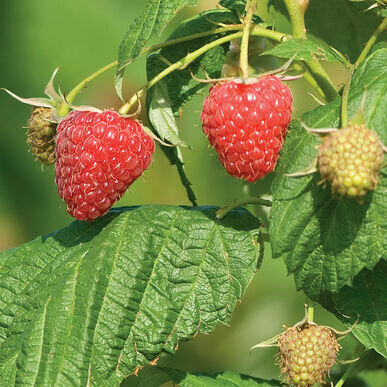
xmin=270 ymin=48 xmax=387 ymax=298
xmin=0 ymin=205 xmax=261 ymax=385
xmin=321 ymin=260 xmax=387 ymax=358
xmin=162 ymin=368 xmax=282 ymax=386
xmin=115 ymin=0 xmax=199 ymax=99
xmin=262 ymin=38 xmax=342 ymax=62
xmin=149 ymin=81 xmax=190 ymax=149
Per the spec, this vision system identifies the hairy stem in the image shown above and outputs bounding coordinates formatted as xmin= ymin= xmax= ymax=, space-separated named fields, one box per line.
xmin=283 ymin=0 xmax=338 ymax=101
xmin=341 ymin=17 xmax=387 ymax=127
xmin=240 ymin=0 xmax=258 ymax=80
xmin=119 ymin=26 xmax=289 ymax=114
xmin=216 ymin=197 xmax=272 ymax=220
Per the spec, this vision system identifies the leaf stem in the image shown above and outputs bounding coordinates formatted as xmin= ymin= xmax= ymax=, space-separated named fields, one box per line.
xmin=341 ymin=17 xmax=387 ymax=127
xmin=216 ymin=197 xmax=272 ymax=220
xmin=283 ymin=0 xmax=339 ymax=101
xmin=334 ymin=361 xmax=358 ymax=387
xmin=240 ymin=0 xmax=258 ymax=80
xmin=119 ymin=26 xmax=289 ymax=114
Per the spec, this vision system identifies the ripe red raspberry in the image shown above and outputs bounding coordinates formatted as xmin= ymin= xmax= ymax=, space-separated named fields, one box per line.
xmin=201 ymin=76 xmax=292 ymax=182
xmin=55 ymin=110 xmax=155 ymax=221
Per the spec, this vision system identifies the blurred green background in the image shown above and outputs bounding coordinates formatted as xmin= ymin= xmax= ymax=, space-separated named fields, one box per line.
xmin=0 ymin=1 xmax=384 ymax=386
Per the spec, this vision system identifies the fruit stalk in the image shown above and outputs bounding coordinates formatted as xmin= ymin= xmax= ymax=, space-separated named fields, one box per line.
xmin=283 ymin=0 xmax=339 ymax=102
xmin=216 ymin=197 xmax=273 ymax=220
xmin=239 ymin=0 xmax=258 ymax=80
xmin=119 ymin=26 xmax=290 ymax=114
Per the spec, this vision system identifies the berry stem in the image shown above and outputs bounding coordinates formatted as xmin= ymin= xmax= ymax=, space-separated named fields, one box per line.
xmin=215 ymin=197 xmax=272 ymax=220
xmin=119 ymin=26 xmax=289 ymax=114
xmin=239 ymin=0 xmax=258 ymax=80
xmin=283 ymin=0 xmax=339 ymax=102
xmin=334 ymin=361 xmax=358 ymax=387
xmin=57 ymin=25 xmax=246 ymax=117
xmin=307 ymin=305 xmax=314 ymax=323
xmin=341 ymin=17 xmax=387 ymax=128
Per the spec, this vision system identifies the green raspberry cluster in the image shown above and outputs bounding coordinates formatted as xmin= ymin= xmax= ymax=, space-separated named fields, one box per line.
xmin=318 ymin=124 xmax=383 ymax=198
xmin=28 ymin=107 xmax=57 ymax=165
xmin=278 ymin=324 xmax=339 ymax=386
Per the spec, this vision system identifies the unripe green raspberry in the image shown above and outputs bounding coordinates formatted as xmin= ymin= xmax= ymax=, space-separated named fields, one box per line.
xmin=28 ymin=107 xmax=57 ymax=165
xmin=278 ymin=324 xmax=339 ymax=386
xmin=318 ymin=124 xmax=384 ymax=198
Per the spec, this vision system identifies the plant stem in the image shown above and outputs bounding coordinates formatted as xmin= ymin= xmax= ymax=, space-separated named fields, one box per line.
xmin=240 ymin=0 xmax=258 ymax=80
xmin=341 ymin=17 xmax=387 ymax=127
xmin=283 ymin=0 xmax=338 ymax=101
xmin=57 ymin=25 xmax=246 ymax=116
xmin=334 ymin=361 xmax=358 ymax=387
xmin=216 ymin=197 xmax=272 ymax=220
xmin=119 ymin=26 xmax=289 ymax=114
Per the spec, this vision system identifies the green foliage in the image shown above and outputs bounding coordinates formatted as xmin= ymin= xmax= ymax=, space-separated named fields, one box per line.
xmin=262 ymin=38 xmax=342 ymax=62
xmin=272 ymin=0 xmax=382 ymax=62
xmin=162 ymin=368 xmax=282 ymax=386
xmin=116 ymin=0 xmax=199 ymax=99
xmin=270 ymin=48 xmax=386 ymax=355
xmin=0 ymin=206 xmax=261 ymax=385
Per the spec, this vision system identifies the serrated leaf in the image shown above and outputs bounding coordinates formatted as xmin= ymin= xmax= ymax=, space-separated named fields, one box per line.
xmin=162 ymin=368 xmax=282 ymax=386
xmin=149 ymin=81 xmax=190 ymax=148
xmin=262 ymin=38 xmax=342 ymax=62
xmin=269 ymin=48 xmax=387 ymax=299
xmin=321 ymin=260 xmax=387 ymax=358
xmin=146 ymin=9 xmax=238 ymax=114
xmin=0 ymin=205 xmax=261 ymax=385
xmin=271 ymin=0 xmax=382 ymax=62
xmin=115 ymin=0 xmax=199 ymax=99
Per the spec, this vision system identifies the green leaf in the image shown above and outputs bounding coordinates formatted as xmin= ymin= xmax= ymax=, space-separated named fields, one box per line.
xmin=0 ymin=205 xmax=261 ymax=385
xmin=262 ymin=38 xmax=342 ymax=62
xmin=219 ymin=0 xmax=263 ymax=24
xmin=148 ymin=81 xmax=190 ymax=148
xmin=321 ymin=260 xmax=387 ymax=358
xmin=115 ymin=0 xmax=199 ymax=99
xmin=271 ymin=0 xmax=382 ymax=62
xmin=162 ymin=368 xmax=282 ymax=386
xmin=269 ymin=48 xmax=387 ymax=299
xmin=146 ymin=9 xmax=238 ymax=114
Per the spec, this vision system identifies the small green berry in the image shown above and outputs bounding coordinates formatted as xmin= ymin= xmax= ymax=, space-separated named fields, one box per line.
xmin=318 ymin=124 xmax=384 ymax=198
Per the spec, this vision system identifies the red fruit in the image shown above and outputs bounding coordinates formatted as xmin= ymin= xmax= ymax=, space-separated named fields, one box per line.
xmin=55 ymin=110 xmax=155 ymax=221
xmin=201 ymin=76 xmax=292 ymax=182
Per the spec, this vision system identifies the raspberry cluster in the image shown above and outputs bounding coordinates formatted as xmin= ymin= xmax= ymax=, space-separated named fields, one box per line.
xmin=278 ymin=324 xmax=339 ymax=386
xmin=318 ymin=124 xmax=383 ymax=197
xmin=28 ymin=107 xmax=57 ymax=165
xmin=55 ymin=110 xmax=155 ymax=221
xmin=201 ymin=76 xmax=292 ymax=182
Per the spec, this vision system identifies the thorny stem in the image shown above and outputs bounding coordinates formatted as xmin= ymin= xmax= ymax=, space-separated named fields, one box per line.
xmin=240 ymin=0 xmax=258 ymax=80
xmin=283 ymin=0 xmax=339 ymax=101
xmin=341 ymin=17 xmax=387 ymax=127
xmin=119 ymin=26 xmax=289 ymax=114
xmin=57 ymin=25 xmax=246 ymax=117
xmin=216 ymin=197 xmax=273 ymax=220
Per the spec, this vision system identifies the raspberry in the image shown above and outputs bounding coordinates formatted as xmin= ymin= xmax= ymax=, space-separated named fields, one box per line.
xmin=278 ymin=324 xmax=339 ymax=386
xmin=27 ymin=107 xmax=57 ymax=165
xmin=201 ymin=75 xmax=292 ymax=182
xmin=318 ymin=124 xmax=384 ymax=198
xmin=55 ymin=110 xmax=155 ymax=221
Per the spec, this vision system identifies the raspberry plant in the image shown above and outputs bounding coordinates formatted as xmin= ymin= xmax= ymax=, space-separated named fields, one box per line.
xmin=0 ymin=0 xmax=386 ymax=386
